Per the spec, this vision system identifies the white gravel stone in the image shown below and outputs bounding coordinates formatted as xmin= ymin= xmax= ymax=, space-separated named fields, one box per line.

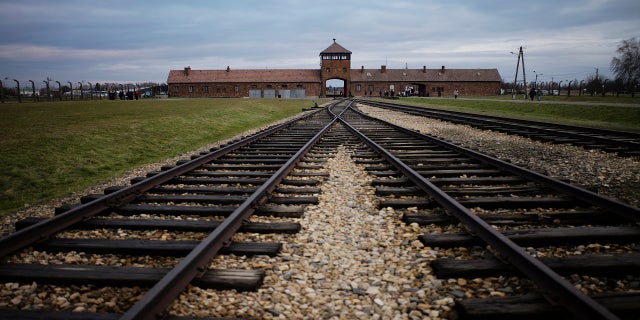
xmin=165 ymin=145 xmax=451 ymax=319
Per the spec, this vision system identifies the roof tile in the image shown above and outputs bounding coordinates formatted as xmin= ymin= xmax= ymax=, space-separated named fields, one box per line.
xmin=350 ymin=68 xmax=501 ymax=82
xmin=167 ymin=69 xmax=321 ymax=83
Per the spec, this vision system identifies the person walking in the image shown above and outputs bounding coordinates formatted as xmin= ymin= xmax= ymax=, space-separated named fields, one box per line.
xmin=529 ymin=87 xmax=536 ymax=101
xmin=454 ymin=88 xmax=459 ymax=99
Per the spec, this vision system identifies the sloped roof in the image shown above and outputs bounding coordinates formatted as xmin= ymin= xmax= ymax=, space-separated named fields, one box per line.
xmin=320 ymin=40 xmax=352 ymax=55
xmin=350 ymin=68 xmax=501 ymax=82
xmin=167 ymin=69 xmax=321 ymax=83
xmin=167 ymin=67 xmax=501 ymax=84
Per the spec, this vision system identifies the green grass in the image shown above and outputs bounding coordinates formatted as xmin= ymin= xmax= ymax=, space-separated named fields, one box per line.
xmin=2 ymin=96 xmax=638 ymax=217
xmin=0 ymin=98 xmax=317 ymax=217
xmin=397 ymin=97 xmax=640 ymax=132
xmin=468 ymin=94 xmax=640 ymax=104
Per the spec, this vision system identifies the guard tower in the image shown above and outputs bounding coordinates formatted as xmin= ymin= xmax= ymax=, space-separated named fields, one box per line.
xmin=320 ymin=39 xmax=352 ymax=97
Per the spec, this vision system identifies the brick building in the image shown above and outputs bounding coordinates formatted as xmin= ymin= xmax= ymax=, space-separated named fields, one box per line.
xmin=167 ymin=40 xmax=501 ymax=98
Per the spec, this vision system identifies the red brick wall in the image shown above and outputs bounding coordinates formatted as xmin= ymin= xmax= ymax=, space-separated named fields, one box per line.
xmin=350 ymin=81 xmax=501 ymax=97
xmin=425 ymin=81 xmax=501 ymax=96
xmin=169 ymin=82 xmax=322 ymax=98
xmin=321 ymin=58 xmax=351 ymax=96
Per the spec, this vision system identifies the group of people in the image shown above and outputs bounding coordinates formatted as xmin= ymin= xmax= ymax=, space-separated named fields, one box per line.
xmin=529 ymin=88 xmax=542 ymax=101
xmin=108 ymin=90 xmax=140 ymax=100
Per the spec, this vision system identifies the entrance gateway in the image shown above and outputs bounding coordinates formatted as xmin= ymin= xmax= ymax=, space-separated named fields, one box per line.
xmin=166 ymin=40 xmax=502 ymax=98
xmin=320 ymin=39 xmax=351 ymax=97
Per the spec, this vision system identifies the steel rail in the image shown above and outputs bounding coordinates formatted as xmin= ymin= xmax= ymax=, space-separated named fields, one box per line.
xmin=119 ymin=110 xmax=338 ymax=320
xmin=350 ymin=105 xmax=640 ymax=222
xmin=357 ymin=98 xmax=640 ymax=141
xmin=338 ymin=107 xmax=622 ymax=320
xmin=357 ymin=99 xmax=640 ymax=152
xmin=0 ymin=108 xmax=324 ymax=258
xmin=327 ymin=98 xmax=352 ymax=118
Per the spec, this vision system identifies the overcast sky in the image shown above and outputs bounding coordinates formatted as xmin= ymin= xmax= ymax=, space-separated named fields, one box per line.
xmin=1 ymin=0 xmax=638 ymax=87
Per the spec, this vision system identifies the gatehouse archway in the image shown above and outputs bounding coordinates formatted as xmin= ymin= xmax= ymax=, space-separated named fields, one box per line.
xmin=325 ymin=78 xmax=346 ymax=97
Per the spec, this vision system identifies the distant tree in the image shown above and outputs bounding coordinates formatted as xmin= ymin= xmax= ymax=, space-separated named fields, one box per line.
xmin=585 ymin=75 xmax=602 ymax=96
xmin=610 ymin=37 xmax=640 ymax=97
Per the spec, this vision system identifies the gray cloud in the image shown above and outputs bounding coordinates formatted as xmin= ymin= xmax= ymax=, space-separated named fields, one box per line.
xmin=0 ymin=0 xmax=638 ymax=85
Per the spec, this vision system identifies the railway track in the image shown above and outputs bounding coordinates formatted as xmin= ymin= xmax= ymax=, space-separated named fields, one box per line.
xmin=356 ymin=99 xmax=640 ymax=157
xmin=337 ymin=102 xmax=639 ymax=320
xmin=0 ymin=99 xmax=638 ymax=319
xmin=0 ymin=103 xmax=342 ymax=319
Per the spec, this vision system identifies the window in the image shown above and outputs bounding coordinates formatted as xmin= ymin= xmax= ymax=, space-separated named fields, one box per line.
xmin=203 ymin=86 xmax=209 ymax=93
xmin=326 ymin=68 xmax=330 ymax=73
xmin=322 ymin=54 xmax=349 ymax=60
xmin=188 ymin=86 xmax=193 ymax=93
xmin=356 ymin=85 xmax=361 ymax=92
xmin=234 ymin=86 xmax=239 ymax=92
xmin=173 ymin=86 xmax=179 ymax=93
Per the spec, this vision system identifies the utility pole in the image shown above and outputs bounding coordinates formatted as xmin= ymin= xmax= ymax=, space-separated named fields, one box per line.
xmin=521 ymin=47 xmax=527 ymax=99
xmin=511 ymin=46 xmax=527 ymax=100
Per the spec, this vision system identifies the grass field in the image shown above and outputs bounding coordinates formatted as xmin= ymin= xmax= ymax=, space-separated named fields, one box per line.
xmin=0 ymin=98 xmax=318 ymax=217
xmin=396 ymin=96 xmax=640 ymax=132
xmin=465 ymin=94 xmax=639 ymax=104
xmin=1 ymin=96 xmax=638 ymax=217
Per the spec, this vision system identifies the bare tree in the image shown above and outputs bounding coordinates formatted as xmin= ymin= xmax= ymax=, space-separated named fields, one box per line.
xmin=610 ymin=37 xmax=640 ymax=97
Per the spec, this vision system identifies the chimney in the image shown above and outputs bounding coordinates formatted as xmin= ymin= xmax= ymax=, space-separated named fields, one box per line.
xmin=381 ymin=65 xmax=386 ymax=73
xmin=226 ymin=66 xmax=230 ymax=72
xmin=423 ymin=66 xmax=426 ymax=73
xmin=441 ymin=66 xmax=445 ymax=72
xmin=361 ymin=66 xmax=364 ymax=73
xmin=184 ymin=66 xmax=191 ymax=76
